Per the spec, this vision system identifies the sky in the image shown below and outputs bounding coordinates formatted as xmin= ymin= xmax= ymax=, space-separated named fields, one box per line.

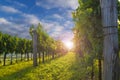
xmin=0 ymin=0 xmax=79 ymax=41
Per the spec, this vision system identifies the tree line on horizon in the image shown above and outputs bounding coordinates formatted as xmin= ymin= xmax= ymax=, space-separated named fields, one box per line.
xmin=0 ymin=32 xmax=32 ymax=66
xmin=0 ymin=23 xmax=68 ymax=66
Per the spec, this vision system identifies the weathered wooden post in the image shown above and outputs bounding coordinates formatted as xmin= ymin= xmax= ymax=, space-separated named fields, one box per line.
xmin=32 ymin=30 xmax=38 ymax=66
xmin=100 ymin=0 xmax=119 ymax=80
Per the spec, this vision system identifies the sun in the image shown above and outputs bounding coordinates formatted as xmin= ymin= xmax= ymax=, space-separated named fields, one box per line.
xmin=63 ymin=40 xmax=74 ymax=50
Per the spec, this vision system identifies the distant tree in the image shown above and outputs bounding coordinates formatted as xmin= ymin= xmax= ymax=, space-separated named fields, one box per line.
xmin=9 ymin=36 xmax=15 ymax=65
xmin=0 ymin=32 xmax=3 ymax=63
xmin=15 ymin=37 xmax=19 ymax=63
xmin=2 ymin=34 xmax=11 ymax=66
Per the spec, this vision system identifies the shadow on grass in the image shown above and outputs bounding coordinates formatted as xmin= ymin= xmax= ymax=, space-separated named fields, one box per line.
xmin=0 ymin=55 xmax=66 ymax=80
xmin=68 ymin=54 xmax=90 ymax=80
xmin=0 ymin=53 xmax=68 ymax=80
xmin=0 ymin=60 xmax=31 ymax=69
xmin=0 ymin=65 xmax=35 ymax=80
xmin=39 ymin=54 xmax=66 ymax=64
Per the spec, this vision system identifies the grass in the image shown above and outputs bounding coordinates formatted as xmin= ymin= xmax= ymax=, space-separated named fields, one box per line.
xmin=0 ymin=52 xmax=89 ymax=80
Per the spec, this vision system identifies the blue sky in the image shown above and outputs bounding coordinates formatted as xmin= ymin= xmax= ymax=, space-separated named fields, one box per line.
xmin=0 ymin=0 xmax=79 ymax=41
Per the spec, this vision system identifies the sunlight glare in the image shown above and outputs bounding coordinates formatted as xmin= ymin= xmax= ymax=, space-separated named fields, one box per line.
xmin=63 ymin=40 xmax=74 ymax=50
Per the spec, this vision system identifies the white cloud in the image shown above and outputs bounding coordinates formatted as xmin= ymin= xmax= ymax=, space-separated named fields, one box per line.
xmin=0 ymin=17 xmax=30 ymax=38
xmin=0 ymin=18 xmax=12 ymax=25
xmin=0 ymin=12 xmax=42 ymax=38
xmin=53 ymin=14 xmax=63 ymax=19
xmin=50 ymin=30 xmax=73 ymax=41
xmin=41 ymin=20 xmax=64 ymax=33
xmin=22 ymin=14 xmax=40 ymax=25
xmin=41 ymin=20 xmax=63 ymax=37
xmin=63 ymin=20 xmax=74 ymax=29
xmin=50 ymin=31 xmax=61 ymax=39
xmin=66 ymin=10 xmax=73 ymax=18
xmin=6 ymin=0 xmax=27 ymax=8
xmin=40 ymin=20 xmax=73 ymax=40
xmin=41 ymin=21 xmax=54 ymax=32
xmin=13 ymin=1 xmax=27 ymax=8
xmin=36 ymin=0 xmax=79 ymax=10
xmin=0 ymin=6 xmax=21 ymax=13
xmin=61 ymin=31 xmax=74 ymax=41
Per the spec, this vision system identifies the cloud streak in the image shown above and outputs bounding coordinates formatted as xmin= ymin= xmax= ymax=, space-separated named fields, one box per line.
xmin=0 ymin=6 xmax=21 ymax=13
xmin=13 ymin=1 xmax=27 ymax=8
xmin=53 ymin=14 xmax=63 ymax=19
xmin=41 ymin=20 xmax=73 ymax=40
xmin=0 ymin=18 xmax=12 ymax=25
xmin=0 ymin=17 xmax=30 ymax=38
xmin=36 ymin=0 xmax=79 ymax=10
xmin=22 ymin=14 xmax=40 ymax=25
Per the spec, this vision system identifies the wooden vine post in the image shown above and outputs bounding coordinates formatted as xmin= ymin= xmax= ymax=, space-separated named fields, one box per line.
xmin=32 ymin=30 xmax=38 ymax=66
xmin=100 ymin=0 xmax=119 ymax=80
